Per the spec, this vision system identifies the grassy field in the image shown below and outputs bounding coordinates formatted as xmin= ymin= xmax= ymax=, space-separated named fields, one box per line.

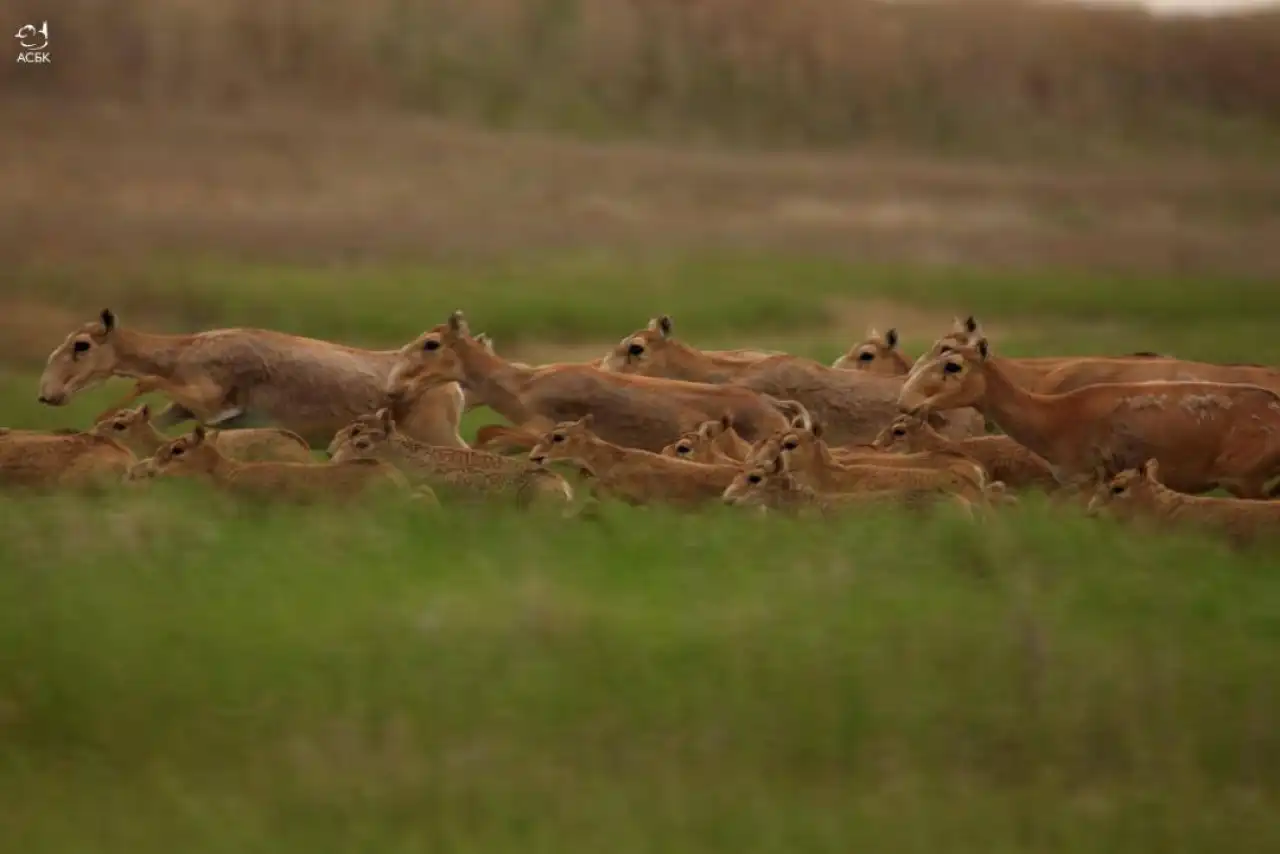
xmin=1 ymin=481 xmax=1279 ymax=853
xmin=4 ymin=249 xmax=1280 ymax=439
xmin=4 ymin=15 xmax=1280 ymax=843
xmin=5 ymin=250 xmax=1280 ymax=429
xmin=2 ymin=255 xmax=1280 ymax=852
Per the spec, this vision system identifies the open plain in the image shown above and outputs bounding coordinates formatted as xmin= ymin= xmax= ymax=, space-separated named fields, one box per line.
xmin=3 ymin=1 xmax=1280 ymax=851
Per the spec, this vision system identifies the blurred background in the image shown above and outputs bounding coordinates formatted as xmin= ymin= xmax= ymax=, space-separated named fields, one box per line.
xmin=2 ymin=0 xmax=1279 ymax=417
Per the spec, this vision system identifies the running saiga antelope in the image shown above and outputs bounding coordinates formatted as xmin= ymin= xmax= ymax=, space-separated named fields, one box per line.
xmin=1031 ymin=353 xmax=1280 ymax=396
xmin=931 ymin=315 xmax=1277 ymax=396
xmin=464 ymin=332 xmax=605 ymax=410
xmin=750 ymin=421 xmax=990 ymax=503
xmin=721 ymin=451 xmax=978 ymax=518
xmin=900 ymin=338 xmax=1280 ymax=498
xmin=831 ymin=328 xmax=911 ymax=375
xmin=327 ymin=408 xmax=574 ymax=507
xmin=660 ymin=415 xmax=755 ymax=464
xmin=872 ymin=413 xmax=1059 ymax=492
xmin=148 ymin=425 xmax=427 ymax=504
xmin=597 ymin=315 xmax=786 ymax=378
xmin=911 ymin=315 xmax=1176 ymax=389
xmin=386 ymin=311 xmax=793 ymax=453
xmin=38 ymin=309 xmax=466 ymax=449
xmin=88 ymin=403 xmax=314 ymax=463
xmin=1088 ymin=459 xmax=1280 ymax=545
xmin=0 ymin=430 xmax=136 ymax=490
xmin=599 ymin=314 xmax=985 ymax=445
xmin=527 ymin=414 xmax=742 ymax=508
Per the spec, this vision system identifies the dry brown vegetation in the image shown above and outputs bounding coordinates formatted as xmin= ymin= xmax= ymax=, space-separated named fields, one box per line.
xmin=2 ymin=0 xmax=1279 ymax=324
xmin=7 ymin=0 xmax=1279 ymax=155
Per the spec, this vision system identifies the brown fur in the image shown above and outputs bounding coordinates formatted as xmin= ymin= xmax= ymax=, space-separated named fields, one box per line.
xmin=1088 ymin=459 xmax=1280 ymax=545
xmin=1032 ymin=355 xmax=1280 ymax=396
xmin=909 ymin=315 xmax=1175 ymax=388
xmin=752 ymin=421 xmax=990 ymax=492
xmin=475 ymin=332 xmax=603 ymax=372
xmin=747 ymin=419 xmax=988 ymax=501
xmin=123 ymin=457 xmax=159 ymax=483
xmin=469 ymin=332 xmax=607 ymax=412
xmin=472 ymin=423 xmax=544 ymax=456
xmin=872 ymin=413 xmax=1060 ymax=492
xmin=151 ymin=425 xmax=423 ymax=504
xmin=39 ymin=309 xmax=465 ymax=449
xmin=0 ymin=430 xmax=136 ymax=490
xmin=831 ymin=328 xmax=912 ymax=375
xmin=597 ymin=314 xmax=784 ymax=376
xmin=660 ymin=415 xmax=754 ymax=464
xmin=900 ymin=338 xmax=1280 ymax=498
xmin=527 ymin=414 xmax=743 ymax=508
xmin=721 ymin=452 xmax=977 ymax=518
xmin=89 ymin=403 xmax=314 ymax=463
xmin=598 ymin=315 xmax=986 ymax=445
xmin=661 ymin=431 xmax=723 ymax=465
xmin=328 ymin=408 xmax=573 ymax=506
xmin=386 ymin=311 xmax=792 ymax=452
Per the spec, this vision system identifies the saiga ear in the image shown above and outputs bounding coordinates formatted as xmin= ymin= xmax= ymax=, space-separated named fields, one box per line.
xmin=648 ymin=315 xmax=674 ymax=338
xmin=447 ymin=310 xmax=470 ymax=336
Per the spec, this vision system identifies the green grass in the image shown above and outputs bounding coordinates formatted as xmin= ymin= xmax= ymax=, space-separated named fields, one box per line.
xmin=5 ymin=252 xmax=1280 ymax=851
xmin=6 ymin=250 xmax=1279 ymax=437
xmin=0 ymin=483 xmax=1278 ymax=853
xmin=13 ymin=251 xmax=1280 ymax=368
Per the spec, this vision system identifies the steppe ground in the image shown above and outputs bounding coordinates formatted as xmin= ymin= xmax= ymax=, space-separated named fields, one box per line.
xmin=2 ymin=97 xmax=1279 ymax=853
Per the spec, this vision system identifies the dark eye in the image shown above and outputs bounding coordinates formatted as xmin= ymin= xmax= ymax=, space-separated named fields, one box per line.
xmin=113 ymin=422 xmax=127 ymax=431
xmin=1111 ymin=485 xmax=1125 ymax=495
xmin=552 ymin=434 xmax=564 ymax=443
xmin=782 ymin=440 xmax=798 ymax=450
xmin=73 ymin=340 xmax=90 ymax=353
xmin=944 ymin=362 xmax=961 ymax=374
xmin=423 ymin=339 xmax=440 ymax=351
xmin=858 ymin=352 xmax=874 ymax=362
xmin=747 ymin=474 xmax=762 ymax=484
xmin=171 ymin=446 xmax=184 ymax=456
xmin=628 ymin=343 xmax=644 ymax=356
xmin=893 ymin=427 xmax=906 ymax=437
xmin=677 ymin=445 xmax=690 ymax=454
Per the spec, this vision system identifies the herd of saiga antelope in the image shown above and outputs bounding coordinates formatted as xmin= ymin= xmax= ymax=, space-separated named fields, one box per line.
xmin=7 ymin=307 xmax=1280 ymax=544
